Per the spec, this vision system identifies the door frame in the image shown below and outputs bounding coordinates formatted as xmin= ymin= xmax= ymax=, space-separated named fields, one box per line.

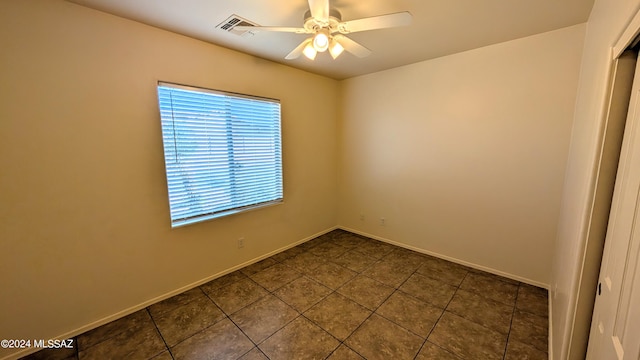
xmin=565 ymin=9 xmax=640 ymax=360
xmin=575 ymin=8 xmax=640 ymax=360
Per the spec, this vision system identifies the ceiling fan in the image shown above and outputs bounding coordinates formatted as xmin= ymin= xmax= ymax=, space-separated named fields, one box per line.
xmin=235 ymin=0 xmax=412 ymax=60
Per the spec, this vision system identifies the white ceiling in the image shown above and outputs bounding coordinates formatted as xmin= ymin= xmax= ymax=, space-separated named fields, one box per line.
xmin=68 ymin=0 xmax=594 ymax=80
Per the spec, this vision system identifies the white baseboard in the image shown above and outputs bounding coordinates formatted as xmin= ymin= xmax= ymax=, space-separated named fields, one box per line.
xmin=1 ymin=226 xmax=338 ymax=360
xmin=339 ymin=226 xmax=549 ymax=289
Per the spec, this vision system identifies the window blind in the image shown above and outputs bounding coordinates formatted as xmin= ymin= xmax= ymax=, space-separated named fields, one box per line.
xmin=157 ymin=82 xmax=283 ymax=227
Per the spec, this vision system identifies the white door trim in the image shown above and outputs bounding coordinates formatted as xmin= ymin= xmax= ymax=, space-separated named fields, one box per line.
xmin=614 ymin=8 xmax=640 ymax=59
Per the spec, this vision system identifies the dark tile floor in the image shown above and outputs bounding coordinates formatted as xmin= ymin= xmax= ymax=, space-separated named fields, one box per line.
xmin=22 ymin=230 xmax=549 ymax=360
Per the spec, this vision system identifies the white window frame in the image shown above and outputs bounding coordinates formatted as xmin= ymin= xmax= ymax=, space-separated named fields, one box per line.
xmin=157 ymin=81 xmax=283 ymax=227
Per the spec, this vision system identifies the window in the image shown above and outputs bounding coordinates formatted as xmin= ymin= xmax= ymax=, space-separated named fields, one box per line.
xmin=157 ymin=82 xmax=283 ymax=227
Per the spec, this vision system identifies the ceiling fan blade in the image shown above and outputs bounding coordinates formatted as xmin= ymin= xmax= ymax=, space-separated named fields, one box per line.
xmin=285 ymin=38 xmax=312 ymax=60
xmin=234 ymin=26 xmax=309 ymax=34
xmin=333 ymin=34 xmax=371 ymax=58
xmin=338 ymin=11 xmax=412 ymax=34
xmin=308 ymin=0 xmax=330 ymax=22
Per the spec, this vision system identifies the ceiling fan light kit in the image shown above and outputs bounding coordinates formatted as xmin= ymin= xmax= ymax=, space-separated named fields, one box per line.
xmin=312 ymin=28 xmax=330 ymax=52
xmin=234 ymin=0 xmax=411 ymax=61
xmin=328 ymin=39 xmax=344 ymax=59
xmin=302 ymin=40 xmax=317 ymax=60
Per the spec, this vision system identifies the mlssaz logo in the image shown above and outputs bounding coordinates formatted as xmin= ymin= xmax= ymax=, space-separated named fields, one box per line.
xmin=34 ymin=339 xmax=74 ymax=349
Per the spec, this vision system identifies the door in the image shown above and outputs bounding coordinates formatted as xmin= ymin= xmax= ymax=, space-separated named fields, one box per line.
xmin=586 ymin=54 xmax=640 ymax=360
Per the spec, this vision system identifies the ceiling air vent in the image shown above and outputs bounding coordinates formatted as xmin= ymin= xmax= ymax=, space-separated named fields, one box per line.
xmin=217 ymin=15 xmax=258 ymax=37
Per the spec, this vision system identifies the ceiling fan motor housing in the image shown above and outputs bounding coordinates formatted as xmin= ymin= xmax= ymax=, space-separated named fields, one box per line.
xmin=303 ymin=8 xmax=342 ymax=33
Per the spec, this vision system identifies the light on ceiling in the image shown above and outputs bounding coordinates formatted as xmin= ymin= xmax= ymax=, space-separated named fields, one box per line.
xmin=303 ymin=41 xmax=317 ymax=60
xmin=329 ymin=39 xmax=344 ymax=59
xmin=312 ymin=29 xmax=330 ymax=52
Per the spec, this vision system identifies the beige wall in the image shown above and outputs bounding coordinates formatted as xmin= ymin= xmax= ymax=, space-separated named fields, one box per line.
xmin=0 ymin=1 xmax=338 ymax=358
xmin=550 ymin=1 xmax=640 ymax=359
xmin=338 ymin=24 xmax=586 ymax=286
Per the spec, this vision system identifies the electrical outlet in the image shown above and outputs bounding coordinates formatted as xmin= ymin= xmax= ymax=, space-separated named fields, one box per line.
xmin=360 ymin=214 xmax=365 ymax=221
xmin=237 ymin=237 xmax=244 ymax=248
xmin=380 ymin=217 xmax=385 ymax=226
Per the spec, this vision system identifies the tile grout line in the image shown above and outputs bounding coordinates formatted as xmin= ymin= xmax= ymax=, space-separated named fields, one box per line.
xmin=218 ymin=236 xmax=516 ymax=359
xmin=193 ymin=279 xmax=270 ymax=358
xmin=502 ymin=283 xmax=521 ymax=360
xmin=447 ymin=271 xmax=522 ymax=360
xmin=239 ymin=238 xmax=357 ymax=359
xmin=258 ymin=231 xmax=359 ymax=358
xmin=296 ymin=238 xmax=351 ymax=359
xmin=332 ymin=253 xmax=425 ymax=359
xmin=412 ymin=269 xmax=470 ymax=360
xmin=145 ymin=307 xmax=176 ymax=360
xmin=303 ymin=235 xmax=391 ymax=359
xmin=242 ymin=234 xmax=534 ymax=359
xmin=322 ymin=239 xmax=467 ymax=359
xmin=145 ymin=285 xmax=228 ymax=357
xmin=210 ymin=275 xmax=285 ymax=358
xmin=303 ymin=234 xmax=407 ymax=359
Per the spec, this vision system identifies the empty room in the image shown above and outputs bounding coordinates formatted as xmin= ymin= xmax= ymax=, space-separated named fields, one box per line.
xmin=2 ymin=0 xmax=640 ymax=359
